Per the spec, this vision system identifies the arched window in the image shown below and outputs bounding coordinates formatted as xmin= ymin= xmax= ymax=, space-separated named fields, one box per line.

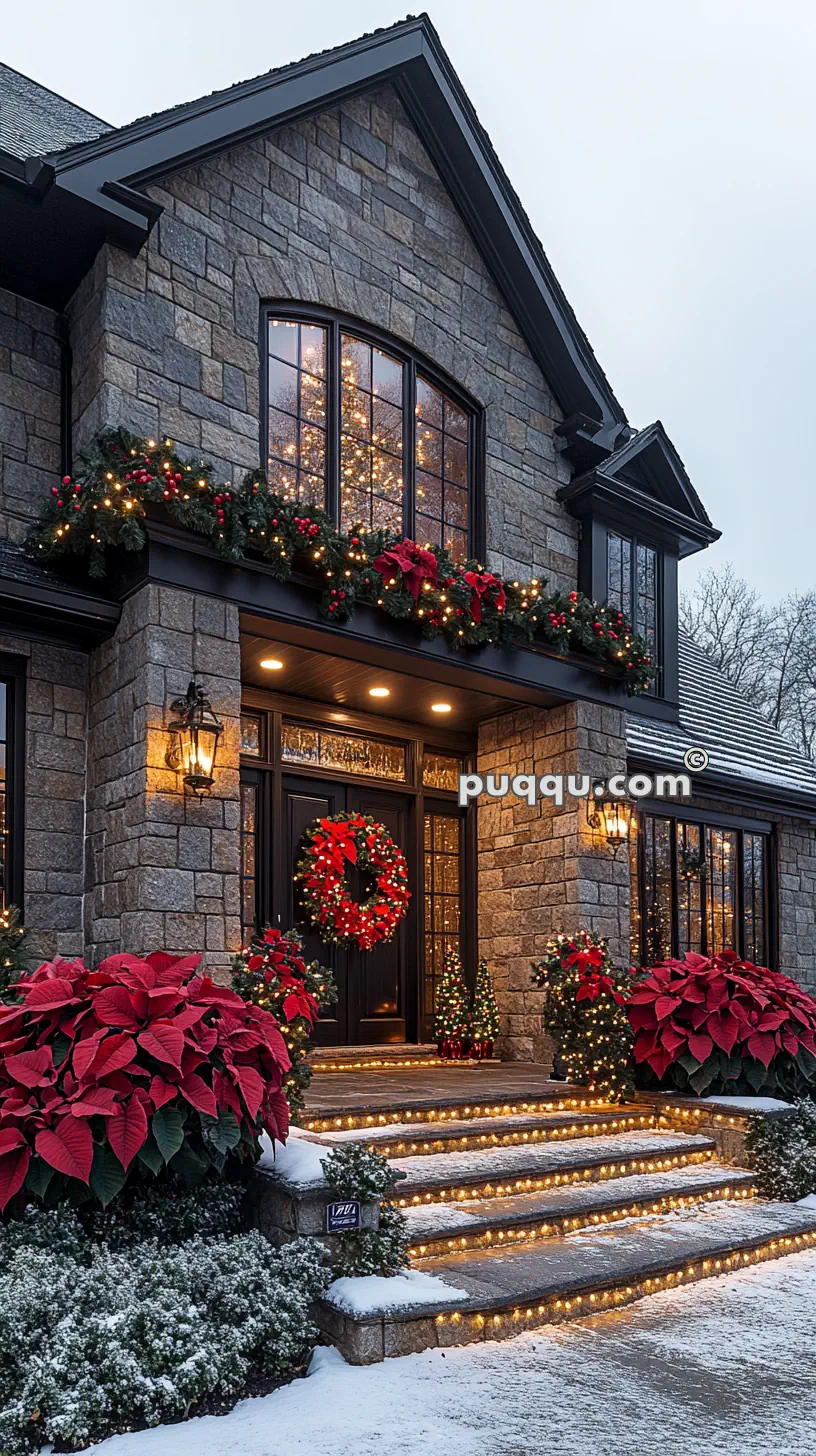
xmin=262 ymin=307 xmax=479 ymax=561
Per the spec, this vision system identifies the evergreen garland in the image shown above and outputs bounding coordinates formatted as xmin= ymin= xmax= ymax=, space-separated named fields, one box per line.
xmin=231 ymin=927 xmax=336 ymax=1116
xmin=433 ymin=945 xmax=471 ymax=1055
xmin=470 ymin=958 xmax=501 ymax=1055
xmin=0 ymin=906 xmax=31 ymax=999
xmin=24 ymin=427 xmax=653 ymax=691
xmin=532 ymin=930 xmax=635 ymax=1102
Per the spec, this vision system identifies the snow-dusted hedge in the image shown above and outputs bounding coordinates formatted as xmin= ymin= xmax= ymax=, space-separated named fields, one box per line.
xmin=322 ymin=1142 xmax=409 ymax=1277
xmin=745 ymin=1099 xmax=816 ymax=1201
xmin=0 ymin=1231 xmax=329 ymax=1455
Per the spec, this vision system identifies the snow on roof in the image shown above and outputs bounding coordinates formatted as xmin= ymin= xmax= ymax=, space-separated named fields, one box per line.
xmin=627 ymin=632 xmax=816 ymax=803
xmin=0 ymin=62 xmax=109 ymax=159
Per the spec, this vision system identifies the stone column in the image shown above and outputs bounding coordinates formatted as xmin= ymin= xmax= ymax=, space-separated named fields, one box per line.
xmin=477 ymin=700 xmax=629 ymax=1061
xmin=84 ymin=583 xmax=242 ymax=975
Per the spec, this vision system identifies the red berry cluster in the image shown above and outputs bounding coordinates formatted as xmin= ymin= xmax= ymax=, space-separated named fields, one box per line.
xmin=51 ymin=475 xmax=83 ymax=511
xmin=213 ymin=491 xmax=233 ymax=523
xmin=294 ymin=516 xmax=321 ymax=538
xmin=327 ymin=587 xmax=347 ymax=613
xmin=548 ymin=610 xmax=567 ymax=628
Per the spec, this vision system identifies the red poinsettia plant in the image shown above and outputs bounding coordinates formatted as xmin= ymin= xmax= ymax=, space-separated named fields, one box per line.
xmin=0 ymin=951 xmax=291 ymax=1213
xmin=627 ymin=950 xmax=816 ymax=1097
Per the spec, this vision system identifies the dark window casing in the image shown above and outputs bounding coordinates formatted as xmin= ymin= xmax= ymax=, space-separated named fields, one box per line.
xmin=0 ymin=654 xmax=26 ymax=913
xmin=260 ymin=304 xmax=483 ymax=561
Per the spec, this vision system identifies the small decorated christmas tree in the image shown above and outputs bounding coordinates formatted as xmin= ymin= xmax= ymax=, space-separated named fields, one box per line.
xmin=0 ymin=906 xmax=31 ymax=999
xmin=470 ymin=959 xmax=501 ymax=1058
xmin=232 ymin=927 xmax=336 ymax=1114
xmin=531 ymin=929 xmax=634 ymax=1102
xmin=433 ymin=945 xmax=470 ymax=1058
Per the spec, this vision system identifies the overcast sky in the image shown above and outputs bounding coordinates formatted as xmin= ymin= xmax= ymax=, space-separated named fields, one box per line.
xmin=5 ymin=0 xmax=815 ymax=600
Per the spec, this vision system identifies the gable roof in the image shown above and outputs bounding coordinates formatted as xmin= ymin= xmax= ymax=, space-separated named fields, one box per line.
xmin=0 ymin=62 xmax=109 ymax=160
xmin=558 ymin=419 xmax=720 ymax=556
xmin=0 ymin=15 xmax=627 ymax=452
xmin=627 ymin=633 xmax=816 ymax=816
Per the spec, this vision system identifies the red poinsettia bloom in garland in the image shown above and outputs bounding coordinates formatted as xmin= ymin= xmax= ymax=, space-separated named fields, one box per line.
xmin=373 ymin=540 xmax=438 ymax=599
xmin=463 ymin=569 xmax=506 ymax=623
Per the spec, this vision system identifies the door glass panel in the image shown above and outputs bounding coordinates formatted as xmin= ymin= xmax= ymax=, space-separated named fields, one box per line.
xmin=281 ymin=722 xmax=406 ymax=782
xmin=240 ymin=780 xmax=258 ymax=943
xmin=423 ymin=810 xmax=462 ymax=1038
xmin=240 ymin=713 xmax=262 ymax=758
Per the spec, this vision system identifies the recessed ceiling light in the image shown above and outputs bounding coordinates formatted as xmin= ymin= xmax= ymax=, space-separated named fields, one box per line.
xmin=260 ymin=658 xmax=284 ymax=671
xmin=369 ymin=686 xmax=390 ymax=698
xmin=431 ymin=702 xmax=452 ymax=713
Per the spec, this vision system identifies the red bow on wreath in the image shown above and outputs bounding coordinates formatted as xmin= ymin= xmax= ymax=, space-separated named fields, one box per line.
xmin=463 ymin=570 xmax=506 ymax=623
xmin=373 ymin=540 xmax=439 ymax=600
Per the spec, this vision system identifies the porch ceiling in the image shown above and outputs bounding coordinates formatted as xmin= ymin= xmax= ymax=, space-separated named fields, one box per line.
xmin=241 ymin=624 xmax=519 ymax=734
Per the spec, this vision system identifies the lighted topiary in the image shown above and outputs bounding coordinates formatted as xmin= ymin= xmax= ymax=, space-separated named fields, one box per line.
xmin=628 ymin=950 xmax=816 ymax=1098
xmin=532 ymin=930 xmax=634 ymax=1102
xmin=470 ymin=959 xmax=501 ymax=1058
xmin=433 ymin=946 xmax=470 ymax=1058
xmin=231 ymin=927 xmax=336 ymax=1115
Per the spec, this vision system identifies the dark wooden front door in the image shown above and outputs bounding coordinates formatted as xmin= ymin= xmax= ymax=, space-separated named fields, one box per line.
xmin=280 ymin=774 xmax=414 ymax=1045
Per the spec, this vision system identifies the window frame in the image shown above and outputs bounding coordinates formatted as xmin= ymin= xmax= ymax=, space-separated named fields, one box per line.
xmin=259 ymin=303 xmax=485 ymax=559
xmin=606 ymin=528 xmax=664 ymax=696
xmin=630 ymin=803 xmax=777 ymax=969
xmin=0 ymin=653 xmax=26 ymax=913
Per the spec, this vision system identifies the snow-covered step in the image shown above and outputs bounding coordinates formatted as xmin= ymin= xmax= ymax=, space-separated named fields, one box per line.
xmin=300 ymin=1077 xmax=605 ymax=1133
xmin=321 ymin=1199 xmax=816 ymax=1363
xmin=389 ymin=1130 xmax=716 ymax=1207
xmin=404 ymin=1161 xmax=756 ymax=1258
xmin=310 ymin=1104 xmax=659 ymax=1158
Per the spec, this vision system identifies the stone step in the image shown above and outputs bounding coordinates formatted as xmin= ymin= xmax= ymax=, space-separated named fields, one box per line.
xmin=308 ymin=1044 xmax=458 ymax=1073
xmin=389 ymin=1130 xmax=717 ymax=1207
xmin=300 ymin=1077 xmax=613 ymax=1134
xmin=306 ymin=1105 xmax=660 ymax=1158
xmin=403 ymin=1161 xmax=756 ymax=1258
xmin=321 ymin=1199 xmax=816 ymax=1363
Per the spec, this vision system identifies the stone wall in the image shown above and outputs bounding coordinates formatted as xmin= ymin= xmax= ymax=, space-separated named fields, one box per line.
xmin=776 ymin=816 xmax=816 ymax=992
xmin=84 ymin=583 xmax=242 ymax=973
xmin=0 ymin=289 xmax=62 ymax=543
xmin=66 ymin=84 xmax=578 ymax=590
xmin=0 ymin=629 xmax=88 ymax=960
xmin=477 ymin=700 xmax=629 ymax=1060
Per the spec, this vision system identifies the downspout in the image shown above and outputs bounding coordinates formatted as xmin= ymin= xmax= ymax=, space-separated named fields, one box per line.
xmin=57 ymin=312 xmax=73 ymax=479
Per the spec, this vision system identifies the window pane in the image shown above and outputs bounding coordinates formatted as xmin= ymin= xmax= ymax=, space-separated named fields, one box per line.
xmin=677 ymin=822 xmax=703 ymax=955
xmin=280 ymin=722 xmax=406 ymax=782
xmin=607 ymin=532 xmax=632 ymax=615
xmin=415 ymin=375 xmax=470 ymax=560
xmin=423 ymin=752 xmax=461 ymax=792
xmin=240 ymin=714 xmax=262 ymax=757
xmin=240 ymin=780 xmax=258 ymax=943
xmin=636 ymin=542 xmax=658 ymax=658
xmin=267 ymin=319 xmax=328 ymax=508
xmin=629 ymin=819 xmax=641 ymax=964
xmin=743 ymin=833 xmax=766 ymax=964
xmin=0 ymin=681 xmax=8 ymax=911
xmin=642 ymin=815 xmax=672 ymax=964
xmin=340 ymin=333 xmax=405 ymax=535
xmin=706 ymin=827 xmax=738 ymax=954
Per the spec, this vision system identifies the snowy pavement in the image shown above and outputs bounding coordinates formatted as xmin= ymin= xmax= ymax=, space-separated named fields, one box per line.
xmin=80 ymin=1250 xmax=816 ymax=1456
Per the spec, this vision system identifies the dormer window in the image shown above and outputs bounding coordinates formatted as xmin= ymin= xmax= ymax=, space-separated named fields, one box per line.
xmin=606 ymin=531 xmax=660 ymax=692
xmin=264 ymin=308 xmax=478 ymax=561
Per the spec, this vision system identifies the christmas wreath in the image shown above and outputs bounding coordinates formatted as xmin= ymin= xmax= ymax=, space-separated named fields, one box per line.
xmin=295 ymin=813 xmax=411 ymax=951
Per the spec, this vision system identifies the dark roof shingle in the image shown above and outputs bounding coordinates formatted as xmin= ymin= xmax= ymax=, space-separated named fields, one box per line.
xmin=627 ymin=633 xmax=816 ymax=803
xmin=0 ymin=62 xmax=109 ymax=160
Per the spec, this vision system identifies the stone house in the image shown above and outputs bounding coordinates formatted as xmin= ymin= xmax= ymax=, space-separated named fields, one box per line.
xmin=1 ymin=16 xmax=815 ymax=1059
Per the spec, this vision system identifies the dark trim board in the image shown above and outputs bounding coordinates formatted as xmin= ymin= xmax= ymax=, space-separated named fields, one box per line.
xmin=629 ymin=755 xmax=816 ymax=825
xmin=119 ymin=523 xmax=635 ymax=713
xmin=0 ymin=652 xmax=27 ymax=910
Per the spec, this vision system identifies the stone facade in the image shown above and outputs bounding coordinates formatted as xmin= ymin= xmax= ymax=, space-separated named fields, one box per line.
xmin=477 ymin=701 xmax=629 ymax=1060
xmin=83 ymin=583 xmax=242 ymax=973
xmin=0 ymin=288 xmax=62 ymax=543
xmin=777 ymin=816 xmax=816 ymax=992
xmin=0 ymin=630 xmax=87 ymax=961
xmin=66 ymin=84 xmax=578 ymax=590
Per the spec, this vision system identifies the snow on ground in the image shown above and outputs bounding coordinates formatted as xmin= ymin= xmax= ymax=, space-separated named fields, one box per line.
xmin=80 ymin=1250 xmax=816 ymax=1456
xmin=797 ymin=1194 xmax=816 ymax=1209
xmin=327 ymin=1268 xmax=469 ymax=1315
xmin=701 ymin=1095 xmax=792 ymax=1112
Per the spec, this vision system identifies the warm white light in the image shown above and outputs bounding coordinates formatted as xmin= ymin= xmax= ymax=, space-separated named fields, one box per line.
xmin=369 ymin=686 xmax=390 ymax=698
xmin=431 ymin=702 xmax=452 ymax=713
xmin=260 ymin=658 xmax=284 ymax=671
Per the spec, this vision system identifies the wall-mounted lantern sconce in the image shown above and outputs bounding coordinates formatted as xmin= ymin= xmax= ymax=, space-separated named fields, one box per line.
xmin=588 ymin=786 xmax=633 ymax=855
xmin=166 ymin=679 xmax=223 ymax=794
